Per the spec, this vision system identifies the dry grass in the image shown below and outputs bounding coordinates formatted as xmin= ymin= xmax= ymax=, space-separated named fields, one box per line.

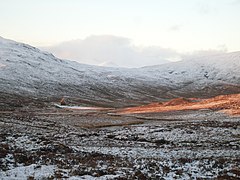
xmin=118 ymin=93 xmax=240 ymax=116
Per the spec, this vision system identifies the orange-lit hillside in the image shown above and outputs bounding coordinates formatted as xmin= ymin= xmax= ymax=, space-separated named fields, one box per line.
xmin=118 ymin=94 xmax=240 ymax=116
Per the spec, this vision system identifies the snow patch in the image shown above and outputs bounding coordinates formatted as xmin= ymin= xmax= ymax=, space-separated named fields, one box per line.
xmin=0 ymin=63 xmax=6 ymax=67
xmin=0 ymin=164 xmax=56 ymax=179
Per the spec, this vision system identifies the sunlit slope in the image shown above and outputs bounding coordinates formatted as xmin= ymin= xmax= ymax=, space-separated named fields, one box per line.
xmin=118 ymin=94 xmax=240 ymax=116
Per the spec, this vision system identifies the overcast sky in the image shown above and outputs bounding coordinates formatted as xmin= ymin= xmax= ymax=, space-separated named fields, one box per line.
xmin=1 ymin=0 xmax=240 ymax=67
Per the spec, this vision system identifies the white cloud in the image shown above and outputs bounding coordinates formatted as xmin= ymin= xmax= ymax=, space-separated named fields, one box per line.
xmin=41 ymin=35 xmax=180 ymax=68
xmin=182 ymin=47 xmax=228 ymax=60
xmin=41 ymin=35 xmax=231 ymax=67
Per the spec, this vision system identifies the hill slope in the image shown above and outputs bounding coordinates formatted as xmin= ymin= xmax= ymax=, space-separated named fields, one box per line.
xmin=118 ymin=93 xmax=240 ymax=115
xmin=0 ymin=37 xmax=240 ymax=109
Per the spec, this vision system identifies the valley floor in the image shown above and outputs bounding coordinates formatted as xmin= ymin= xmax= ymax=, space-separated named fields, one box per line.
xmin=0 ymin=107 xmax=240 ymax=179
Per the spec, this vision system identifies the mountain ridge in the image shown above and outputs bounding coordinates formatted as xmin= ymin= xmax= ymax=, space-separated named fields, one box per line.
xmin=0 ymin=37 xmax=239 ymax=109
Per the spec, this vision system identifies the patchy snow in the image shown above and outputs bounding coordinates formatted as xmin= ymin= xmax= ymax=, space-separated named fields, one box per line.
xmin=75 ymin=145 xmax=240 ymax=159
xmin=0 ymin=164 xmax=56 ymax=179
xmin=0 ymin=63 xmax=6 ymax=67
xmin=69 ymin=175 xmax=121 ymax=180
xmin=0 ymin=109 xmax=239 ymax=179
xmin=54 ymin=104 xmax=107 ymax=110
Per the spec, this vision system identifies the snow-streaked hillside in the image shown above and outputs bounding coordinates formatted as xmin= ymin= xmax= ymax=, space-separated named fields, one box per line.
xmin=0 ymin=37 xmax=240 ymax=109
xmin=140 ymin=51 xmax=240 ymax=97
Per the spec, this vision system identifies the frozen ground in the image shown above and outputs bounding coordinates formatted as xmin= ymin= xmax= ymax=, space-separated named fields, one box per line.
xmin=0 ymin=108 xmax=239 ymax=179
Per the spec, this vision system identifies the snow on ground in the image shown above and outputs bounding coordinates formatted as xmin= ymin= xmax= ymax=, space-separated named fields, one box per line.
xmin=0 ymin=109 xmax=239 ymax=179
xmin=54 ymin=104 xmax=109 ymax=110
xmin=69 ymin=175 xmax=121 ymax=180
xmin=0 ymin=164 xmax=56 ymax=179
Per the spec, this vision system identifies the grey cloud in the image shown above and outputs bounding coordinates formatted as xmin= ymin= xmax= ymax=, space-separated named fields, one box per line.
xmin=41 ymin=35 xmax=180 ymax=68
xmin=229 ymin=0 xmax=240 ymax=5
xmin=198 ymin=4 xmax=210 ymax=14
xmin=168 ymin=25 xmax=182 ymax=32
xmin=195 ymin=1 xmax=216 ymax=15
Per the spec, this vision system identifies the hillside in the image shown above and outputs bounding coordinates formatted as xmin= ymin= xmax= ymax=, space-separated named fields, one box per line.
xmin=118 ymin=93 xmax=240 ymax=115
xmin=0 ymin=37 xmax=240 ymax=109
xmin=0 ymin=37 xmax=240 ymax=179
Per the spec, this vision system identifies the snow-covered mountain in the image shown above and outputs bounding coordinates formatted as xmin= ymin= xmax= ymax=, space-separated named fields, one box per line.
xmin=0 ymin=37 xmax=239 ymax=109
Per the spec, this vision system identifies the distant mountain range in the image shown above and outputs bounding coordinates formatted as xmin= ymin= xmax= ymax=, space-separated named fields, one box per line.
xmin=0 ymin=37 xmax=239 ymax=109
